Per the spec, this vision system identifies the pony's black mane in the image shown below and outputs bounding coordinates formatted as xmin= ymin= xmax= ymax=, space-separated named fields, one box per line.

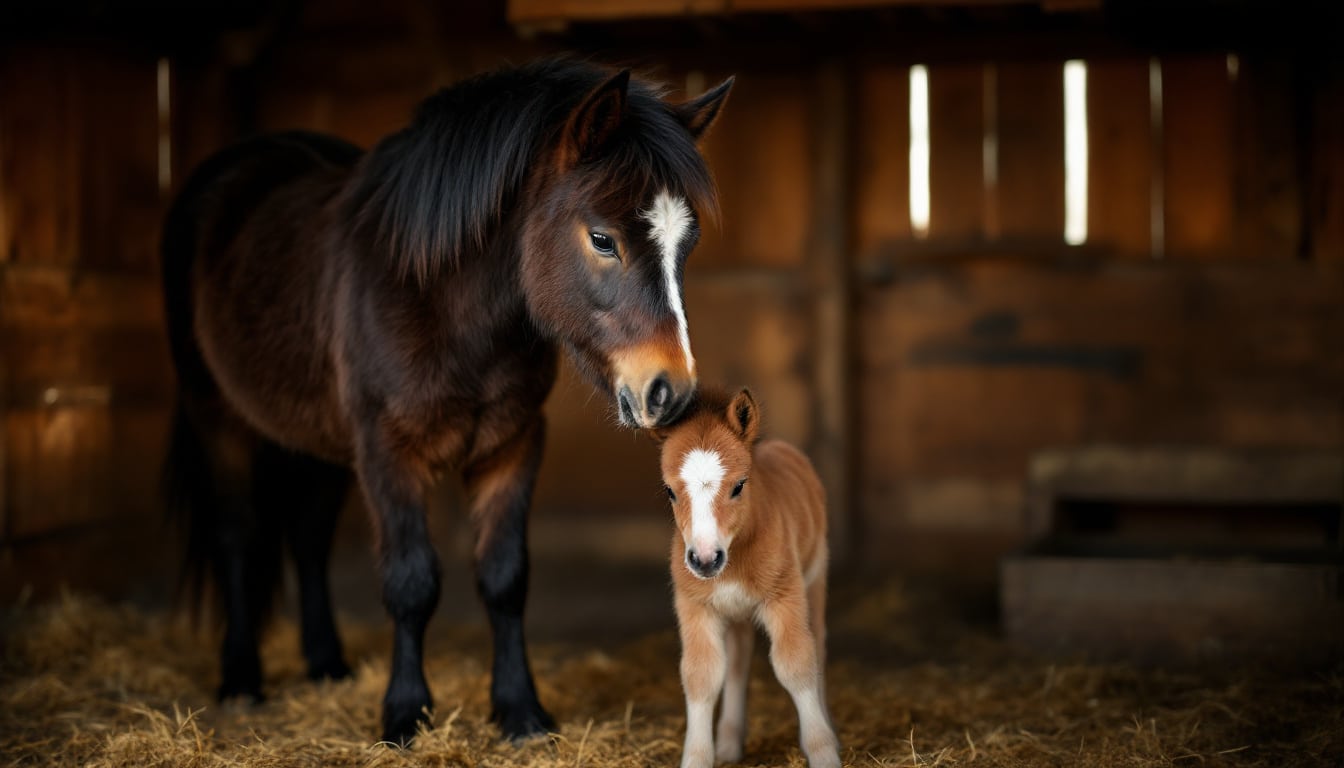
xmin=343 ymin=57 xmax=718 ymax=286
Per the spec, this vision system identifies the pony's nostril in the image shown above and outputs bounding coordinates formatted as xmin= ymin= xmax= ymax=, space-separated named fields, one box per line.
xmin=617 ymin=386 xmax=638 ymax=426
xmin=712 ymin=549 xmax=726 ymax=571
xmin=647 ymin=376 xmax=671 ymax=417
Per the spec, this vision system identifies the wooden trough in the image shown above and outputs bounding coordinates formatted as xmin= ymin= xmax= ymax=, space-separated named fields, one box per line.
xmin=1002 ymin=445 xmax=1344 ymax=665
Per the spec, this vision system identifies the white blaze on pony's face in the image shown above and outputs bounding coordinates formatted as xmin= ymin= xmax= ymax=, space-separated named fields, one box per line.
xmin=642 ymin=190 xmax=696 ymax=377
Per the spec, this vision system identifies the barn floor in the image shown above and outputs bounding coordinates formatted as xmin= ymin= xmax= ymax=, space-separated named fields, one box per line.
xmin=1 ymin=561 xmax=1341 ymax=768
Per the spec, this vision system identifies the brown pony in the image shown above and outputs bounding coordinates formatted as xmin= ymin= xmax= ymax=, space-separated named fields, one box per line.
xmin=657 ymin=388 xmax=840 ymax=768
xmin=160 ymin=58 xmax=732 ymax=745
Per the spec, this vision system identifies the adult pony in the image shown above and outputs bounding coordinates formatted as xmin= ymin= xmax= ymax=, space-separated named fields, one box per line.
xmin=160 ymin=57 xmax=733 ymax=745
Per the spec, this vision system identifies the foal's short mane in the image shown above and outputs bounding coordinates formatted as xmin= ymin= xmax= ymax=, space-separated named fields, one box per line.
xmin=343 ymin=57 xmax=720 ymax=286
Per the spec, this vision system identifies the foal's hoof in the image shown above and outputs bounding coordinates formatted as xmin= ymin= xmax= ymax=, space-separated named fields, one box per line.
xmin=491 ymin=701 xmax=556 ymax=741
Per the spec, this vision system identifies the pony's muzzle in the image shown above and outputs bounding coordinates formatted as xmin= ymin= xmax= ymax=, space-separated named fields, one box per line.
xmin=616 ymin=372 xmax=693 ymax=429
xmin=686 ymin=546 xmax=727 ymax=579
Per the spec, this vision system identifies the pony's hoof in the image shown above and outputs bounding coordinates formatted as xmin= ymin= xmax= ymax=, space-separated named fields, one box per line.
xmin=491 ymin=702 xmax=556 ymax=741
xmin=307 ymin=657 xmax=352 ymax=682
xmin=216 ymin=679 xmax=264 ymax=704
xmin=380 ymin=709 xmax=430 ymax=748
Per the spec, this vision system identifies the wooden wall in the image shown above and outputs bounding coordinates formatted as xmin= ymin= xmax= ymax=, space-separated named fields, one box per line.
xmin=2 ymin=0 xmax=1340 ymax=598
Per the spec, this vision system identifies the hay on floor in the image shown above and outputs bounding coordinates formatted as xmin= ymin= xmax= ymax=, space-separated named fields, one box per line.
xmin=2 ymin=582 xmax=1341 ymax=767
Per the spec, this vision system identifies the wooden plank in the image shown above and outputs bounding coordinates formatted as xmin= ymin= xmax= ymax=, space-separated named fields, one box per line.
xmin=808 ymin=61 xmax=856 ymax=558
xmin=1002 ymin=553 xmax=1344 ymax=666
xmin=696 ymin=70 xmax=813 ymax=268
xmin=854 ymin=63 xmax=911 ymax=256
xmin=1087 ymin=57 xmax=1152 ymax=257
xmin=997 ymin=60 xmax=1064 ymax=243
xmin=1025 ymin=446 xmax=1344 ymax=540
xmin=1309 ymin=59 xmax=1344 ymax=263
xmin=1162 ymin=54 xmax=1237 ymax=259
xmin=77 ymin=52 xmax=161 ymax=271
xmin=927 ymin=63 xmax=984 ymax=241
xmin=0 ymin=47 xmax=82 ymax=267
xmin=1232 ymin=55 xmax=1302 ymax=260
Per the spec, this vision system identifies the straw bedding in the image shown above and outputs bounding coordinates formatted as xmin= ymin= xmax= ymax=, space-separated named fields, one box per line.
xmin=2 ymin=579 xmax=1340 ymax=767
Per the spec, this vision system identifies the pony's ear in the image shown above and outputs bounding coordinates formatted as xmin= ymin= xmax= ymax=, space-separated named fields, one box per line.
xmin=561 ymin=69 xmax=630 ymax=166
xmin=674 ymin=76 xmax=735 ymax=141
xmin=726 ymin=387 xmax=759 ymax=444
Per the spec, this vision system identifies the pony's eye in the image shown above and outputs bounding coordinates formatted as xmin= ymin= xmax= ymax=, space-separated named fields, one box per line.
xmin=730 ymin=478 xmax=747 ymax=499
xmin=665 ymin=486 xmax=677 ymax=503
xmin=589 ymin=231 xmax=617 ymax=257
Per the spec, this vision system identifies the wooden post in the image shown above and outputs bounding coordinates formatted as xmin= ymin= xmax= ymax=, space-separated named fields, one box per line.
xmin=809 ymin=59 xmax=857 ymax=563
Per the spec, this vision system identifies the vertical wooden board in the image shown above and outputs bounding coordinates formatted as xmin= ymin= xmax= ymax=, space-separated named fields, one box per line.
xmin=696 ymin=70 xmax=813 ymax=268
xmin=1233 ymin=55 xmax=1302 ymax=260
xmin=997 ymin=60 xmax=1064 ymax=243
xmin=927 ymin=64 xmax=984 ymax=242
xmin=854 ymin=64 xmax=911 ymax=256
xmin=0 ymin=47 xmax=82 ymax=266
xmin=1087 ymin=57 xmax=1152 ymax=257
xmin=1162 ymin=55 xmax=1237 ymax=260
xmin=4 ymin=407 xmax=113 ymax=538
xmin=1310 ymin=62 xmax=1344 ymax=263
xmin=77 ymin=51 xmax=162 ymax=271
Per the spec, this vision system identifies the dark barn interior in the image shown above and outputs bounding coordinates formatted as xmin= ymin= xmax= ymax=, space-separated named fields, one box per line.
xmin=2 ymin=1 xmax=1342 ymax=766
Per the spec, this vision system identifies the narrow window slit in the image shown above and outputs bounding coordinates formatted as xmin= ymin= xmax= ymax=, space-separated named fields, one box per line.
xmin=909 ymin=64 xmax=930 ymax=239
xmin=1063 ymin=60 xmax=1088 ymax=246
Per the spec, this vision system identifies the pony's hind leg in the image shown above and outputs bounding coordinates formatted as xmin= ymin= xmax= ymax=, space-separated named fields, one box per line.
xmin=463 ymin=418 xmax=554 ymax=739
xmin=256 ymin=443 xmax=353 ymax=681
xmin=205 ymin=418 xmax=281 ymax=702
xmin=715 ymin=619 xmax=754 ymax=763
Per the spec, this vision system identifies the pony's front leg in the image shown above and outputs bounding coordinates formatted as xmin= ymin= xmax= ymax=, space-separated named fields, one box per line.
xmin=760 ymin=587 xmax=840 ymax=768
xmin=463 ymin=418 xmax=554 ymax=739
xmin=357 ymin=436 xmax=441 ymax=746
xmin=675 ymin=594 xmax=726 ymax=768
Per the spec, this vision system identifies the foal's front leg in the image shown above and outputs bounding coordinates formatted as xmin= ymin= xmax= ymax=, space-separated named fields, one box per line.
xmin=675 ymin=595 xmax=726 ymax=768
xmin=761 ymin=587 xmax=840 ymax=768
xmin=715 ymin=619 xmax=754 ymax=763
xmin=357 ymin=435 xmax=441 ymax=746
xmin=463 ymin=418 xmax=554 ymax=739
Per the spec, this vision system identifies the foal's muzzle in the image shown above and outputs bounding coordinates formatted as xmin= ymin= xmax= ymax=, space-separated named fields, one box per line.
xmin=686 ymin=547 xmax=727 ymax=579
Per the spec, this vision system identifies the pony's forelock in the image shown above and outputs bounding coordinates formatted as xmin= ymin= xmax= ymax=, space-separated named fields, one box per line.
xmin=341 ymin=58 xmax=720 ymax=288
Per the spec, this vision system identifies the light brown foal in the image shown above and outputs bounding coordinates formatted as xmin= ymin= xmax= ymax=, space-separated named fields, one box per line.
xmin=658 ymin=387 xmax=839 ymax=768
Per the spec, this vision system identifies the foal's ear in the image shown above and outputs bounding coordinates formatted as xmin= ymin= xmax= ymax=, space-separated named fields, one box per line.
xmin=674 ymin=76 xmax=735 ymax=141
xmin=726 ymin=387 xmax=759 ymax=444
xmin=562 ymin=69 xmax=630 ymax=166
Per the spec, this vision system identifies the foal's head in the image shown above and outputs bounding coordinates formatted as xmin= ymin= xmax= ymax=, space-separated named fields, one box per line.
xmin=659 ymin=388 xmax=760 ymax=580
xmin=520 ymin=67 xmax=733 ymax=429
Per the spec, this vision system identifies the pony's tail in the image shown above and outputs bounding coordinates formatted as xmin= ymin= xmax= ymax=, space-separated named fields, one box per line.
xmin=162 ymin=399 xmax=216 ymax=623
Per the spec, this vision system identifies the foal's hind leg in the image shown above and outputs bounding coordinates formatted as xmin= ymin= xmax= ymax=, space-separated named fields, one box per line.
xmin=463 ymin=418 xmax=554 ymax=739
xmin=257 ymin=444 xmax=353 ymax=681
xmin=761 ymin=584 xmax=840 ymax=768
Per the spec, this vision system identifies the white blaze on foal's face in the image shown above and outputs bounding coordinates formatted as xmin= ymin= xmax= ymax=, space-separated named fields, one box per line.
xmin=679 ymin=447 xmax=726 ymax=572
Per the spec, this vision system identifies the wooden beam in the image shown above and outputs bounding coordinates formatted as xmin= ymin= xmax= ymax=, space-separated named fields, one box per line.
xmin=808 ymin=59 xmax=858 ymax=562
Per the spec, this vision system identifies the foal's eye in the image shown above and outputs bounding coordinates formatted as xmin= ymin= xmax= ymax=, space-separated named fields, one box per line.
xmin=730 ymin=478 xmax=747 ymax=499
xmin=589 ymin=231 xmax=617 ymax=257
xmin=665 ymin=486 xmax=677 ymax=503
